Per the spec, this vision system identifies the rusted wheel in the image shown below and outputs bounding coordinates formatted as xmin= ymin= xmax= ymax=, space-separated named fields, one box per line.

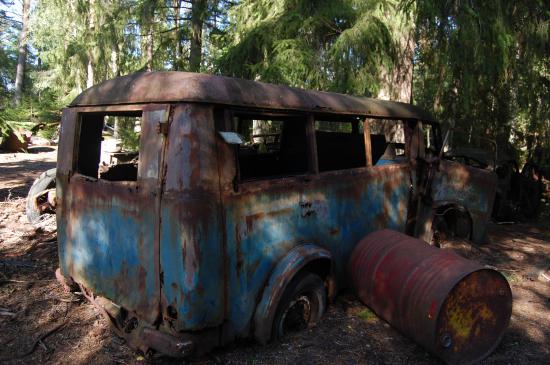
xmin=432 ymin=206 xmax=472 ymax=246
xmin=272 ymin=272 xmax=326 ymax=340
xmin=26 ymin=168 xmax=57 ymax=224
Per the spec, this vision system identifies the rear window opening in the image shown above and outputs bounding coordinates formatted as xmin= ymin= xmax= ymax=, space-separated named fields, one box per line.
xmin=369 ymin=119 xmax=407 ymax=166
xmin=315 ymin=118 xmax=366 ymax=172
xmin=231 ymin=115 xmax=308 ymax=181
xmin=76 ymin=112 xmax=142 ymax=181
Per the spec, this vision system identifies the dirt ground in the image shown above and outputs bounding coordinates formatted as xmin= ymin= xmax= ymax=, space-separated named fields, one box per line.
xmin=1 ymin=148 xmax=549 ymax=365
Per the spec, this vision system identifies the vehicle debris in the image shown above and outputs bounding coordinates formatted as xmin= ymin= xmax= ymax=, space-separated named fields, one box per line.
xmin=51 ymin=71 xmax=505 ymax=359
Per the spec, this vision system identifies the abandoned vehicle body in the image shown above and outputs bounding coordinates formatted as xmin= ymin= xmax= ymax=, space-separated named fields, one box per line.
xmin=55 ymin=72 xmax=499 ymax=357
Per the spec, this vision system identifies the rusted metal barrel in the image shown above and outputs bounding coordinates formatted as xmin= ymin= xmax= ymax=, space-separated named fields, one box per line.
xmin=349 ymin=229 xmax=512 ymax=365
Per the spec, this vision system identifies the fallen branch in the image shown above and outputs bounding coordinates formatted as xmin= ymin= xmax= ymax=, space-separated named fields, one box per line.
xmin=0 ymin=321 xmax=66 ymax=362
xmin=18 ymin=321 xmax=65 ymax=358
xmin=0 ymin=279 xmax=56 ymax=284
xmin=0 ymin=309 xmax=16 ymax=317
xmin=498 ymin=268 xmax=521 ymax=272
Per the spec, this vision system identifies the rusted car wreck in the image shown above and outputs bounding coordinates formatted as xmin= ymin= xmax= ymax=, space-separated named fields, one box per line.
xmin=55 ymin=72 xmax=511 ymax=363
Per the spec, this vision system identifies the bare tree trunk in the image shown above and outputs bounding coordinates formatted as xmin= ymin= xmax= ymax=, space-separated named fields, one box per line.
xmin=110 ymin=43 xmax=120 ymax=138
xmin=86 ymin=59 xmax=94 ymax=88
xmin=65 ymin=0 xmax=82 ymax=93
xmin=111 ymin=44 xmax=119 ymax=77
xmin=173 ymin=0 xmax=183 ymax=70
xmin=377 ymin=22 xmax=415 ymax=103
xmin=146 ymin=31 xmax=153 ymax=71
xmin=145 ymin=5 xmax=154 ymax=72
xmin=13 ymin=0 xmax=31 ymax=106
xmin=86 ymin=0 xmax=96 ymax=88
xmin=189 ymin=0 xmax=207 ymax=72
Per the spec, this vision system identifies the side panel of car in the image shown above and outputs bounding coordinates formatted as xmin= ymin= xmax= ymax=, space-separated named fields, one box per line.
xmin=216 ymin=127 xmax=411 ymax=337
xmin=57 ymin=106 xmax=168 ymax=324
xmin=159 ymin=104 xmax=225 ymax=331
xmin=430 ymin=160 xmax=497 ymax=242
xmin=57 ymin=103 xmax=437 ymax=342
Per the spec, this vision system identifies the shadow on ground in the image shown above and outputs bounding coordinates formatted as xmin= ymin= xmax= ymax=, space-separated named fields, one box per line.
xmin=1 ymin=213 xmax=548 ymax=364
xmin=0 ymin=148 xmax=548 ymax=364
xmin=0 ymin=159 xmax=56 ymax=200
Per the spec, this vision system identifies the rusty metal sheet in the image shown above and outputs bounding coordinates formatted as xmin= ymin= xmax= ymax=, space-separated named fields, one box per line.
xmin=430 ymin=160 xmax=498 ymax=243
xmin=58 ymin=177 xmax=160 ymax=323
xmin=220 ymin=163 xmax=411 ymax=337
xmin=69 ymin=72 xmax=436 ymax=122
xmin=57 ymin=100 xmax=436 ymax=355
xmin=349 ymin=229 xmax=512 ymax=365
xmin=57 ymin=108 xmax=77 ymax=175
xmin=159 ymin=104 xmax=225 ymax=331
xmin=57 ymin=107 xmax=168 ymax=324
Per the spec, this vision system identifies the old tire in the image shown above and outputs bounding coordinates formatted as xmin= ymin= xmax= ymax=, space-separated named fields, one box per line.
xmin=26 ymin=168 xmax=57 ymax=224
xmin=272 ymin=272 xmax=326 ymax=340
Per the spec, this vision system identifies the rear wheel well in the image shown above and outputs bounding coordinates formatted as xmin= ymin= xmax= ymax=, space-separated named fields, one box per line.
xmin=297 ymin=257 xmax=335 ymax=301
xmin=433 ymin=204 xmax=473 ymax=242
xmin=301 ymin=258 xmax=332 ymax=280
xmin=253 ymin=246 xmax=333 ymax=345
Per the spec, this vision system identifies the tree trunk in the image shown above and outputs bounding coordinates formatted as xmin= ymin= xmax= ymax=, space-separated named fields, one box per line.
xmin=86 ymin=0 xmax=96 ymax=88
xmin=87 ymin=59 xmax=94 ymax=88
xmin=13 ymin=0 xmax=31 ymax=106
xmin=377 ymin=19 xmax=415 ymax=103
xmin=145 ymin=5 xmax=154 ymax=72
xmin=111 ymin=44 xmax=119 ymax=77
xmin=110 ymin=43 xmax=121 ymax=138
xmin=173 ymin=0 xmax=183 ymax=70
xmin=189 ymin=0 xmax=207 ymax=72
xmin=146 ymin=31 xmax=153 ymax=71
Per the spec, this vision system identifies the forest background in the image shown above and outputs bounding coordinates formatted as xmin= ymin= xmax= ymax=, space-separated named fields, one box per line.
xmin=0 ymin=0 xmax=548 ymax=173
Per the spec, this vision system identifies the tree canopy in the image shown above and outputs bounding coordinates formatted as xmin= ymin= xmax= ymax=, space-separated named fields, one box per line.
xmin=0 ymin=0 xmax=549 ymax=171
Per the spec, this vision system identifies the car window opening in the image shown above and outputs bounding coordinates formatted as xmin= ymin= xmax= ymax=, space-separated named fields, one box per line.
xmin=76 ymin=112 xmax=142 ymax=181
xmin=369 ymin=119 xmax=406 ymax=166
xmin=315 ymin=118 xmax=366 ymax=172
xmin=232 ymin=115 xmax=308 ymax=181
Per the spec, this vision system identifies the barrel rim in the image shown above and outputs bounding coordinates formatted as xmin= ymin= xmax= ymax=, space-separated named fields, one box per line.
xmin=435 ymin=268 xmax=513 ymax=365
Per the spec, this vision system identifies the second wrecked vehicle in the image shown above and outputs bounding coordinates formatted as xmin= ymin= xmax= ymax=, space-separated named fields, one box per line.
xmin=54 ymin=72 xmax=502 ymax=359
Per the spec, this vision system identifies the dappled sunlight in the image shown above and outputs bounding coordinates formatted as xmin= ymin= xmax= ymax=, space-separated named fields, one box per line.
xmin=0 ymin=148 xmax=57 ymax=199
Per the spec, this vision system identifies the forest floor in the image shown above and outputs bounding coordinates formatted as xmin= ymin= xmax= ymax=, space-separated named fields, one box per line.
xmin=0 ymin=148 xmax=549 ymax=365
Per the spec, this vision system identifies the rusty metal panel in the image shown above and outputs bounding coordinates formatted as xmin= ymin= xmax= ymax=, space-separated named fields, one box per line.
xmin=159 ymin=104 xmax=225 ymax=331
xmin=69 ymin=72 xmax=436 ymax=122
xmin=431 ymin=160 xmax=497 ymax=242
xmin=57 ymin=107 xmax=167 ymax=324
xmin=138 ymin=104 xmax=170 ymax=188
xmin=221 ymin=164 xmax=411 ymax=337
xmin=59 ymin=178 xmax=160 ymax=323
xmin=57 ymin=108 xmax=77 ymax=174
xmin=349 ymin=229 xmax=512 ymax=365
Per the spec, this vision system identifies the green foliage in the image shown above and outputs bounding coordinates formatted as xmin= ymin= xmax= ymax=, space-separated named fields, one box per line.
xmin=0 ymin=6 xmax=19 ymax=99
xmin=218 ymin=0 xmax=399 ymax=95
xmin=357 ymin=308 xmax=376 ymax=321
xmin=117 ymin=117 xmax=141 ymax=152
xmin=413 ymin=0 xmax=550 ymax=170
xmin=0 ymin=105 xmax=38 ymax=142
xmin=1 ymin=0 xmax=548 ymax=174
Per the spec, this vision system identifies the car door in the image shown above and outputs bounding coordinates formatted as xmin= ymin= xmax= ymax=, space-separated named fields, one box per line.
xmin=58 ymin=104 xmax=170 ymax=323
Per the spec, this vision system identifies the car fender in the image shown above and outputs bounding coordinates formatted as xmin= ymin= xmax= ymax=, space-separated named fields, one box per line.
xmin=253 ymin=243 xmax=332 ymax=345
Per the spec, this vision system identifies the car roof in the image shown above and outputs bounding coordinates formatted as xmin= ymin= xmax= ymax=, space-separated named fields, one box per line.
xmin=70 ymin=72 xmax=437 ymax=122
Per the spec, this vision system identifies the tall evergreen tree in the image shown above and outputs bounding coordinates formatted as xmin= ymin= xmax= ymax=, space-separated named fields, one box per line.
xmin=218 ymin=0 xmax=397 ymax=96
xmin=13 ymin=0 xmax=31 ymax=105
